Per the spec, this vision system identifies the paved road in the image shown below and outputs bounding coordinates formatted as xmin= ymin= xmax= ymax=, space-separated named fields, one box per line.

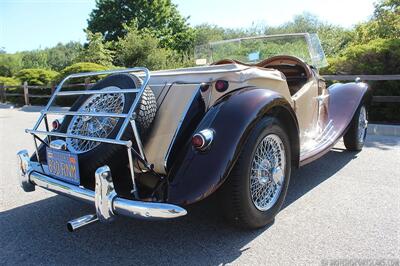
xmin=1 ymin=105 xmax=399 ymax=265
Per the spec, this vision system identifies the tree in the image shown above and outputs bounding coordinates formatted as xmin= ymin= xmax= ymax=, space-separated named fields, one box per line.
xmin=193 ymin=24 xmax=226 ymax=46
xmin=0 ymin=53 xmax=22 ymax=77
xmin=353 ymin=0 xmax=399 ymax=43
xmin=20 ymin=50 xmax=48 ymax=69
xmin=77 ymin=30 xmax=114 ymax=66
xmin=265 ymin=13 xmax=353 ymax=57
xmin=87 ymin=0 xmax=193 ymax=52
xmin=114 ymin=23 xmax=173 ymax=70
xmin=46 ymin=42 xmax=83 ymax=71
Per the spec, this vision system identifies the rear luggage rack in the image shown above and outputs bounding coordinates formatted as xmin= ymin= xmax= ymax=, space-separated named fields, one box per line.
xmin=25 ymin=68 xmax=152 ymax=198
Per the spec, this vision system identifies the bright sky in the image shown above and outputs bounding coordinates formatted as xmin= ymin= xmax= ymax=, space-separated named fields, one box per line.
xmin=0 ymin=0 xmax=376 ymax=53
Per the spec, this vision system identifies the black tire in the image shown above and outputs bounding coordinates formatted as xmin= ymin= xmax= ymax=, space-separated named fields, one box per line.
xmin=35 ymin=73 xmax=157 ymax=192
xmin=343 ymin=104 xmax=367 ymax=151
xmin=219 ymin=117 xmax=292 ymax=229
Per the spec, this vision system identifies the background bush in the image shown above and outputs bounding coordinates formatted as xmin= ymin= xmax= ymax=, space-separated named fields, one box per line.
xmin=15 ymin=68 xmax=59 ymax=85
xmin=57 ymin=62 xmax=108 ymax=83
xmin=0 ymin=0 xmax=398 ymax=122
xmin=321 ymin=38 xmax=400 ymax=122
xmin=0 ymin=76 xmax=21 ymax=86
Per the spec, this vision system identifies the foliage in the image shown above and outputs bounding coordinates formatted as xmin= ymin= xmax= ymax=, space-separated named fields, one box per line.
xmin=0 ymin=76 xmax=21 ymax=86
xmin=20 ymin=50 xmax=49 ymax=69
xmin=322 ymin=38 xmax=400 ymax=75
xmin=0 ymin=0 xmax=399 ymax=122
xmin=15 ymin=68 xmax=59 ymax=85
xmin=87 ymin=0 xmax=194 ymax=52
xmin=77 ymin=30 xmax=114 ymax=66
xmin=265 ymin=13 xmax=354 ymax=57
xmin=353 ymin=0 xmax=399 ymax=44
xmin=322 ymin=38 xmax=400 ymax=122
xmin=0 ymin=53 xmax=23 ymax=77
xmin=193 ymin=24 xmax=226 ymax=46
xmin=57 ymin=62 xmax=108 ymax=83
xmin=114 ymin=22 xmax=190 ymax=70
xmin=46 ymin=42 xmax=83 ymax=71
xmin=0 ymin=42 xmax=82 ymax=76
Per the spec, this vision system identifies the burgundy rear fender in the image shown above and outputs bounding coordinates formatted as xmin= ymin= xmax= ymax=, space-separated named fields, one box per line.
xmin=167 ymin=87 xmax=298 ymax=205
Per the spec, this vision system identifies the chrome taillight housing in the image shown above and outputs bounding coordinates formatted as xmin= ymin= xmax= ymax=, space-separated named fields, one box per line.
xmin=192 ymin=129 xmax=215 ymax=151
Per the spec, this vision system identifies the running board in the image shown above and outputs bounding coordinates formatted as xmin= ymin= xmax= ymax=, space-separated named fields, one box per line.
xmin=299 ymin=120 xmax=337 ymax=163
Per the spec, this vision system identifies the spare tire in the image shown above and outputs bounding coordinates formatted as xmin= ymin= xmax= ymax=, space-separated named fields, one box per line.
xmin=58 ymin=73 xmax=157 ymax=190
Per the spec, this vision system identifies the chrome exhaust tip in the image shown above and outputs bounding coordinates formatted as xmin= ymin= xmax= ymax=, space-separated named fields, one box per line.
xmin=67 ymin=214 xmax=99 ymax=232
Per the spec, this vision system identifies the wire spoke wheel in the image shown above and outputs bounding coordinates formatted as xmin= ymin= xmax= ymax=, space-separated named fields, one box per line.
xmin=66 ymin=86 xmax=125 ymax=154
xmin=250 ymin=134 xmax=286 ymax=211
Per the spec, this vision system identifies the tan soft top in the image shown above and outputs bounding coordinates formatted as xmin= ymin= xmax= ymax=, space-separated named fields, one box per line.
xmin=148 ymin=63 xmax=286 ymax=85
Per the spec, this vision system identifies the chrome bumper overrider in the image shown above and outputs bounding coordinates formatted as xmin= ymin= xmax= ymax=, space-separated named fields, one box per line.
xmin=17 ymin=150 xmax=187 ymax=231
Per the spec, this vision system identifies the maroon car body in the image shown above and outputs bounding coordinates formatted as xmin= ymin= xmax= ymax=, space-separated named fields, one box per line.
xmin=17 ymin=33 xmax=370 ymax=230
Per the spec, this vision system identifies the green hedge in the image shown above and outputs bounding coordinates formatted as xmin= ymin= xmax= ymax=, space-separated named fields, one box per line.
xmin=0 ymin=76 xmax=21 ymax=86
xmin=57 ymin=62 xmax=108 ymax=83
xmin=321 ymin=38 xmax=400 ymax=123
xmin=15 ymin=68 xmax=59 ymax=86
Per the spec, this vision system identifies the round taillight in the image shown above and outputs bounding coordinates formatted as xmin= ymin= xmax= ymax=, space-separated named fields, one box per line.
xmin=192 ymin=134 xmax=205 ymax=149
xmin=215 ymin=80 xmax=229 ymax=92
xmin=192 ymin=129 xmax=214 ymax=151
xmin=52 ymin=119 xmax=60 ymax=130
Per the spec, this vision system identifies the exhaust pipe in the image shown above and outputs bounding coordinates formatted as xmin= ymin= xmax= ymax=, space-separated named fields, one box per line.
xmin=67 ymin=214 xmax=99 ymax=232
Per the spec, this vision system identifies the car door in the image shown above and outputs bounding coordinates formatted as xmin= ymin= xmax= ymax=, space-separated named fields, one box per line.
xmin=292 ymin=79 xmax=320 ymax=146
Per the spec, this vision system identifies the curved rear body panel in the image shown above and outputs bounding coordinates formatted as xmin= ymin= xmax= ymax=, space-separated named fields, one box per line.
xmin=167 ymin=87 xmax=298 ymax=205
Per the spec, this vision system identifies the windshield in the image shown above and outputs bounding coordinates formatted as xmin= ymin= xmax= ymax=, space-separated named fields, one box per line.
xmin=195 ymin=33 xmax=328 ymax=69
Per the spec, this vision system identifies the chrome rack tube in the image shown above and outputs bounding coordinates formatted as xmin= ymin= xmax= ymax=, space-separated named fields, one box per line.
xmin=41 ymin=110 xmax=129 ymax=118
xmin=31 ymin=67 xmax=150 ymax=131
xmin=26 ymin=129 xmax=132 ymax=147
xmin=127 ymin=146 xmax=138 ymax=198
xmin=56 ymin=88 xmax=140 ymax=96
xmin=130 ymin=119 xmax=146 ymax=161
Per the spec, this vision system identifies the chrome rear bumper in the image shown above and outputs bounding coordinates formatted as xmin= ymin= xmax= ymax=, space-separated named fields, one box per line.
xmin=17 ymin=150 xmax=187 ymax=229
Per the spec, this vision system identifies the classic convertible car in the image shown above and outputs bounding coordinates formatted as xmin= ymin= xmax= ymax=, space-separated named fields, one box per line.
xmin=17 ymin=33 xmax=370 ymax=231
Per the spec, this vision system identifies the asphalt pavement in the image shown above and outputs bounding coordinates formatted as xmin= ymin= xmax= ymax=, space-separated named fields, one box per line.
xmin=0 ymin=105 xmax=399 ymax=265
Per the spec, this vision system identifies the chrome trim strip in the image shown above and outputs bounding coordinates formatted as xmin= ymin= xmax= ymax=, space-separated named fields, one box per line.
xmin=300 ymin=120 xmax=336 ymax=158
xmin=163 ymin=85 xmax=201 ymax=171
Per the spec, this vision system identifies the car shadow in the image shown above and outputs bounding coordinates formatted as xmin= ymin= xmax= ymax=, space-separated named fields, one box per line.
xmin=0 ymin=149 xmax=358 ymax=265
xmin=283 ymin=148 xmax=357 ymax=209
